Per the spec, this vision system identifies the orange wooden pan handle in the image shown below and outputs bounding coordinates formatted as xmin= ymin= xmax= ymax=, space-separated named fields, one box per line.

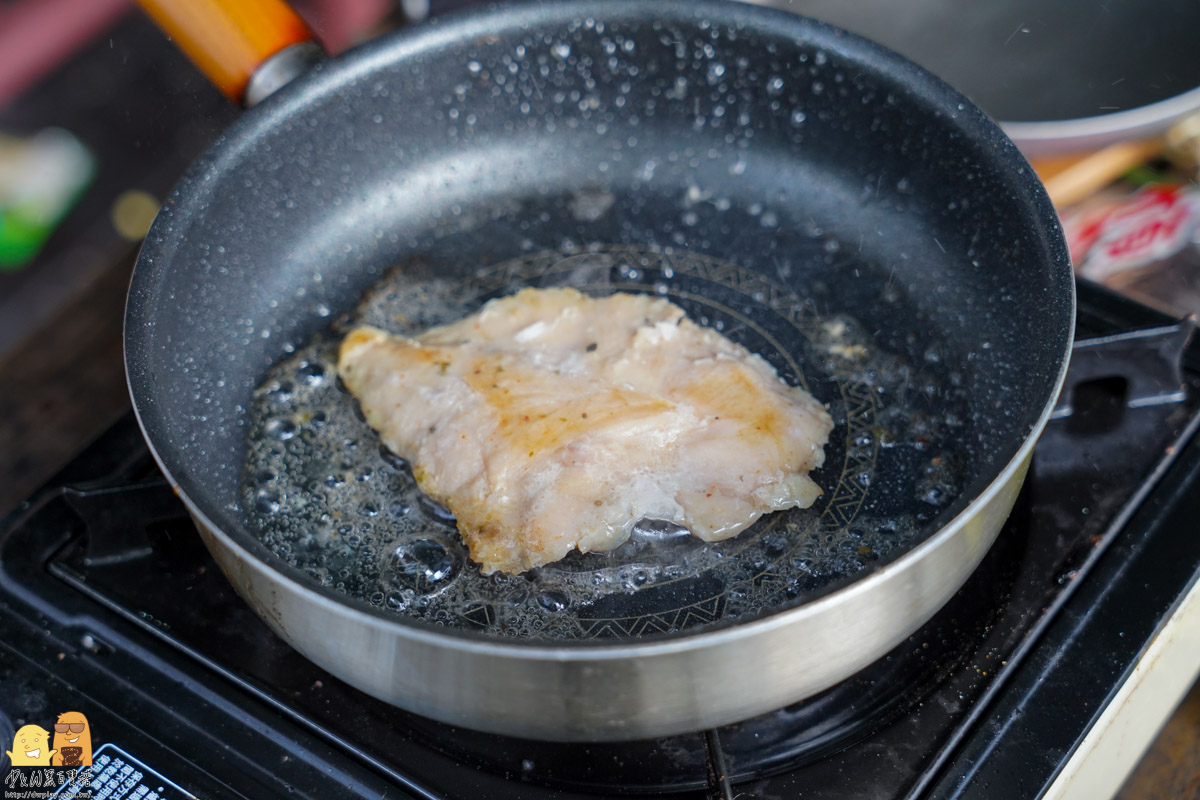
xmin=136 ymin=0 xmax=316 ymax=105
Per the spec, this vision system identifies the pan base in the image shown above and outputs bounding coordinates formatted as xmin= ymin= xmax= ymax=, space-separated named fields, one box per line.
xmin=241 ymin=244 xmax=973 ymax=643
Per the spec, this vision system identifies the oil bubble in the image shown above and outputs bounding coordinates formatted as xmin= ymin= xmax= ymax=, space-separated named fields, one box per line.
xmin=298 ymin=361 xmax=326 ymax=386
xmin=387 ymin=538 xmax=459 ymax=594
xmin=255 ymin=488 xmax=282 ymax=514
xmin=536 ymin=589 xmax=569 ymax=612
xmin=266 ymin=381 xmax=294 ymax=403
xmin=265 ymin=418 xmax=297 ymax=441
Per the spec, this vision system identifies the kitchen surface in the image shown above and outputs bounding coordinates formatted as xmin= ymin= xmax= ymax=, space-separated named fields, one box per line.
xmin=2 ymin=1 xmax=1199 ymax=798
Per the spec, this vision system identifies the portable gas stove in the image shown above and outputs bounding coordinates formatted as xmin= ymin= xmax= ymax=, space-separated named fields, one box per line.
xmin=1 ymin=279 xmax=1198 ymax=799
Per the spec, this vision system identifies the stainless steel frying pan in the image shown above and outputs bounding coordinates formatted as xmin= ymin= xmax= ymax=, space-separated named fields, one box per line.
xmin=126 ymin=0 xmax=1074 ymax=740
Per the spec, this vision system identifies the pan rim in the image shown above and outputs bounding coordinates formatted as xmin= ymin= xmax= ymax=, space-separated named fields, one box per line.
xmin=1004 ymin=83 xmax=1200 ymax=156
xmin=125 ymin=0 xmax=1076 ymax=657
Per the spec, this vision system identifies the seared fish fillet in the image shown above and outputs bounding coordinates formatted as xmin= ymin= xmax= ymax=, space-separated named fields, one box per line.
xmin=337 ymin=287 xmax=833 ymax=574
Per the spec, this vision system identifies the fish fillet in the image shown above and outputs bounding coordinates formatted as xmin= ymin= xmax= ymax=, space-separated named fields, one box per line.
xmin=337 ymin=287 xmax=833 ymax=574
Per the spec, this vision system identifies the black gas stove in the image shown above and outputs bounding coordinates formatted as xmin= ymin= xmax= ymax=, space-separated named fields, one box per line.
xmin=2 ymin=279 xmax=1199 ymax=800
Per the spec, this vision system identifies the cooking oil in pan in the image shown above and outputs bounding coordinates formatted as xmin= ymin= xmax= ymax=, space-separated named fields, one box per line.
xmin=241 ymin=246 xmax=971 ymax=641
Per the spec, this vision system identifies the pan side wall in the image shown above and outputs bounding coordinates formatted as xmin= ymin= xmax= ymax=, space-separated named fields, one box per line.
xmin=190 ymin=453 xmax=1028 ymax=740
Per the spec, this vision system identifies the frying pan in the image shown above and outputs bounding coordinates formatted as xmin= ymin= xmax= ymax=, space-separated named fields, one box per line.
xmin=125 ymin=0 xmax=1074 ymax=740
xmin=743 ymin=0 xmax=1200 ymax=155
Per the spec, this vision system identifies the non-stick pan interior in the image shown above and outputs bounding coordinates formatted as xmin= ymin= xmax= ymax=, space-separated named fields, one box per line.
xmin=126 ymin=1 xmax=1072 ymax=642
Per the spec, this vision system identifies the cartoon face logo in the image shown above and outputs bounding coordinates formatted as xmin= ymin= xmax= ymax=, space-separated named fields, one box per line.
xmin=6 ymin=724 xmax=56 ymax=766
xmin=51 ymin=712 xmax=92 ymax=767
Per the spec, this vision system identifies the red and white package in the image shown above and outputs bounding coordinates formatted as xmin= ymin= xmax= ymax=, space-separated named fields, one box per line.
xmin=1061 ymin=184 xmax=1200 ymax=317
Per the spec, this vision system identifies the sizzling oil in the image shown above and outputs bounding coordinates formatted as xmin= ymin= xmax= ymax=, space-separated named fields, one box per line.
xmin=241 ymin=246 xmax=971 ymax=641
